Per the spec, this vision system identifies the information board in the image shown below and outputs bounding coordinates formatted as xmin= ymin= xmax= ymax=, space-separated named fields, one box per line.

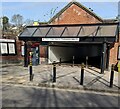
xmin=42 ymin=38 xmax=79 ymax=42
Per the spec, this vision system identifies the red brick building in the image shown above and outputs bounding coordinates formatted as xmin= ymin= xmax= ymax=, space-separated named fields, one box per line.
xmin=2 ymin=2 xmax=119 ymax=72
xmin=1 ymin=40 xmax=23 ymax=63
xmin=1 ymin=31 xmax=24 ymax=63
xmin=49 ymin=2 xmax=119 ymax=69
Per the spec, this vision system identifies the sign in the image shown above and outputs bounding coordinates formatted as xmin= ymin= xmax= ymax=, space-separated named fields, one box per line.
xmin=42 ymin=38 xmax=79 ymax=42
xmin=31 ymin=43 xmax=39 ymax=47
xmin=0 ymin=43 xmax=8 ymax=54
xmin=8 ymin=43 xmax=15 ymax=54
xmin=0 ymin=39 xmax=15 ymax=42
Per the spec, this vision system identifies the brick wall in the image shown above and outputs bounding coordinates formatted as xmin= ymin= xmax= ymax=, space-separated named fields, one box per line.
xmin=109 ymin=33 xmax=120 ymax=67
xmin=40 ymin=45 xmax=47 ymax=58
xmin=109 ymin=43 xmax=119 ymax=66
xmin=40 ymin=45 xmax=48 ymax=64
xmin=51 ymin=4 xmax=101 ymax=25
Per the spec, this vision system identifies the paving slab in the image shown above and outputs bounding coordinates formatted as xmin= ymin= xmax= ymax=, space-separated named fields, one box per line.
xmin=1 ymin=64 xmax=120 ymax=93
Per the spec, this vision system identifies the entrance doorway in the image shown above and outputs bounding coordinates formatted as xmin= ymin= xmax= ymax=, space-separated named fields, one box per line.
xmin=48 ymin=43 xmax=102 ymax=68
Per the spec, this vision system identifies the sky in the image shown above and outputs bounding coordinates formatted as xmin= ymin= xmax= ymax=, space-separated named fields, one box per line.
xmin=1 ymin=1 xmax=119 ymax=23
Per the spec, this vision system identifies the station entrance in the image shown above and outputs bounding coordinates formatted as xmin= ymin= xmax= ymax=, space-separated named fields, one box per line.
xmin=48 ymin=43 xmax=102 ymax=68
xmin=18 ymin=23 xmax=119 ymax=73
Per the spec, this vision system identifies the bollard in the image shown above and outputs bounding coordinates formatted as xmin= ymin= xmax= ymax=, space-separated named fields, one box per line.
xmin=117 ymin=61 xmax=120 ymax=72
xmin=110 ymin=64 xmax=115 ymax=88
xmin=72 ymin=56 xmax=75 ymax=67
xmin=29 ymin=52 xmax=33 ymax=81
xmin=86 ymin=56 xmax=88 ymax=68
xmin=53 ymin=61 xmax=56 ymax=82
xmin=80 ymin=63 xmax=85 ymax=85
xmin=59 ymin=58 xmax=61 ymax=66
xmin=29 ymin=66 xmax=33 ymax=81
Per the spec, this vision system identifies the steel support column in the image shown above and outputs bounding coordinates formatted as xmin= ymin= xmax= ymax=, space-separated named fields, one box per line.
xmin=106 ymin=44 xmax=110 ymax=70
xmin=24 ymin=41 xmax=28 ymax=67
xmin=101 ymin=42 xmax=107 ymax=73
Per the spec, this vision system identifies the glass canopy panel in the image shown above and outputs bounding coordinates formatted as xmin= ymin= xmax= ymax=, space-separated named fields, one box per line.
xmin=96 ymin=25 xmax=117 ymax=36
xmin=20 ymin=28 xmax=37 ymax=36
xmin=33 ymin=27 xmax=50 ymax=37
xmin=46 ymin=27 xmax=65 ymax=37
xmin=19 ymin=24 xmax=118 ymax=38
xmin=62 ymin=26 xmax=80 ymax=37
xmin=78 ymin=26 xmax=98 ymax=37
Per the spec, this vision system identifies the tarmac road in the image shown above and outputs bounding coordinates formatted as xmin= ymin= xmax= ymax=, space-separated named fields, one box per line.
xmin=2 ymin=84 xmax=119 ymax=108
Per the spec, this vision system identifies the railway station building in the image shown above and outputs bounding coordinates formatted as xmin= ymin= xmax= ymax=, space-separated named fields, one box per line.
xmin=3 ymin=2 xmax=119 ymax=73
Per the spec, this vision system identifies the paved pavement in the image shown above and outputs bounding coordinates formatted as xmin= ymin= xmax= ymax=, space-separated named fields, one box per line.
xmin=2 ymin=84 xmax=119 ymax=107
xmin=1 ymin=63 xmax=120 ymax=93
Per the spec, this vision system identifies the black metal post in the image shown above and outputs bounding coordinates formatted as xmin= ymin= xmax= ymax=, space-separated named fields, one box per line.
xmin=101 ymin=42 xmax=107 ymax=74
xmin=59 ymin=58 xmax=61 ymax=66
xmin=29 ymin=52 xmax=33 ymax=81
xmin=29 ymin=66 xmax=33 ymax=81
xmin=24 ymin=41 xmax=28 ymax=67
xmin=106 ymin=45 xmax=110 ymax=70
xmin=80 ymin=63 xmax=84 ymax=85
xmin=72 ymin=56 xmax=74 ymax=67
xmin=110 ymin=64 xmax=115 ymax=88
xmin=86 ymin=56 xmax=88 ymax=68
xmin=53 ymin=61 xmax=56 ymax=82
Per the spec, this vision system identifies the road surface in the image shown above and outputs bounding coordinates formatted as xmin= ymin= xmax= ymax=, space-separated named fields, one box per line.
xmin=2 ymin=84 xmax=119 ymax=108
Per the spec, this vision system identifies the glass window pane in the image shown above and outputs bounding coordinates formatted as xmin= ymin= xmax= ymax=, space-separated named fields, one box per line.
xmin=0 ymin=43 xmax=8 ymax=54
xmin=8 ymin=43 xmax=15 ymax=54
xmin=97 ymin=25 xmax=117 ymax=36
xmin=62 ymin=26 xmax=80 ymax=37
xmin=33 ymin=27 xmax=50 ymax=37
xmin=20 ymin=28 xmax=37 ymax=36
xmin=78 ymin=26 xmax=98 ymax=37
xmin=46 ymin=27 xmax=65 ymax=37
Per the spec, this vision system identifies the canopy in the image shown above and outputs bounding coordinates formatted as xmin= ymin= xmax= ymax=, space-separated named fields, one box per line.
xmin=19 ymin=23 xmax=119 ymax=43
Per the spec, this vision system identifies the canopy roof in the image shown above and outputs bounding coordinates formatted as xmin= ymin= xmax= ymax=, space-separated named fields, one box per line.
xmin=19 ymin=23 xmax=119 ymax=43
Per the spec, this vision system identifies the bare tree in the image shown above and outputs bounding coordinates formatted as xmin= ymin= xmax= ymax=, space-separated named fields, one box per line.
xmin=24 ymin=19 xmax=34 ymax=26
xmin=11 ymin=14 xmax=23 ymax=27
xmin=44 ymin=7 xmax=58 ymax=22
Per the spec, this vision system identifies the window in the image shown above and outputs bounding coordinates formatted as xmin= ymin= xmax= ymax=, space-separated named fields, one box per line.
xmin=0 ymin=39 xmax=16 ymax=55
xmin=8 ymin=43 xmax=15 ymax=54
xmin=0 ymin=43 xmax=8 ymax=54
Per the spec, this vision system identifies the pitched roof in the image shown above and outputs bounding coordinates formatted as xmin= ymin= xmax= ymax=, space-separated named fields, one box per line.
xmin=48 ymin=2 xmax=103 ymax=23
